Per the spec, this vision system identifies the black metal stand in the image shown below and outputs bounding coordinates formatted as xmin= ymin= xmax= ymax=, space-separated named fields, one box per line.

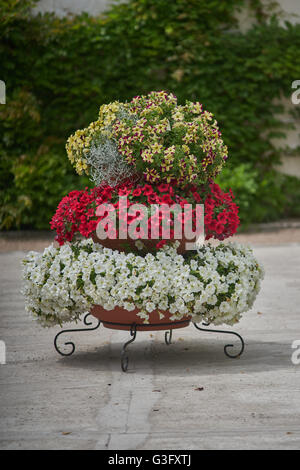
xmin=121 ymin=323 xmax=137 ymax=372
xmin=165 ymin=329 xmax=172 ymax=345
xmin=54 ymin=317 xmax=244 ymax=371
xmin=102 ymin=320 xmax=184 ymax=371
xmin=193 ymin=322 xmax=245 ymax=358
xmin=54 ymin=313 xmax=101 ymax=356
xmin=120 ymin=326 xmax=173 ymax=371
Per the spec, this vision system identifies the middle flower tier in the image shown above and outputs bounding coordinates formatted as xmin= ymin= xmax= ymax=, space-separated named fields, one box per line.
xmin=51 ymin=180 xmax=240 ymax=254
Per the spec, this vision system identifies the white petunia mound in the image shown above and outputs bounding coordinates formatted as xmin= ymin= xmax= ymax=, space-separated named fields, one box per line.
xmin=22 ymin=239 xmax=264 ymax=328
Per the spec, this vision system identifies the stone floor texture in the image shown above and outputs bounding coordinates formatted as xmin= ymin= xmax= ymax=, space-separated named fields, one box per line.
xmin=0 ymin=228 xmax=299 ymax=449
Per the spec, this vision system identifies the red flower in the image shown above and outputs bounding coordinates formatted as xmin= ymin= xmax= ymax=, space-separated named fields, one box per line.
xmin=204 ymin=214 xmax=212 ymax=225
xmin=160 ymin=194 xmax=173 ymax=205
xmin=118 ymin=187 xmax=131 ymax=196
xmin=205 ymin=201 xmax=214 ymax=212
xmin=168 ymin=186 xmax=175 ymax=197
xmin=217 ymin=212 xmax=227 ymax=224
xmin=148 ymin=193 xmax=159 ymax=204
xmin=192 ymin=191 xmax=202 ymax=203
xmin=102 ymin=187 xmax=113 ymax=200
xmin=208 ymin=219 xmax=217 ymax=231
xmin=157 ymin=183 xmax=170 ymax=193
xmin=179 ymin=198 xmax=189 ymax=208
xmin=156 ymin=240 xmax=167 ymax=250
xmin=143 ymin=184 xmax=153 ymax=195
xmin=132 ymin=188 xmax=142 ymax=197
xmin=215 ymin=222 xmax=225 ymax=235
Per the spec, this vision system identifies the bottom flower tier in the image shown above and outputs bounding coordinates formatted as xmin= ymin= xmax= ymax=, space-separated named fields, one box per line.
xmin=22 ymin=239 xmax=264 ymax=371
xmin=22 ymin=238 xmax=264 ymax=328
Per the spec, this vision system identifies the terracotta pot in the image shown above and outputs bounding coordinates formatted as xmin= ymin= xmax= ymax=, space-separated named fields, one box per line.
xmin=90 ymin=304 xmax=191 ymax=331
xmin=92 ymin=232 xmax=197 ymax=255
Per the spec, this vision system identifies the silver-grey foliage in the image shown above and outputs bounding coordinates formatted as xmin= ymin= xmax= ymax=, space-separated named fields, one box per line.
xmin=87 ymin=139 xmax=136 ymax=187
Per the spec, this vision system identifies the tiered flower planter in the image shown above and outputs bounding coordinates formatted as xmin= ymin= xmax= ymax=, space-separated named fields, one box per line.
xmin=22 ymin=91 xmax=264 ymax=372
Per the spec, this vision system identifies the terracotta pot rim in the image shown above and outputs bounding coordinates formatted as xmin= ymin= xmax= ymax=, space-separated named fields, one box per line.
xmin=91 ymin=232 xmax=196 ymax=254
xmin=90 ymin=304 xmax=191 ymax=331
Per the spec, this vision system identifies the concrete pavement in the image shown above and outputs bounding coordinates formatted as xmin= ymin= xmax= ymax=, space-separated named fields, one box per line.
xmin=0 ymin=241 xmax=300 ymax=450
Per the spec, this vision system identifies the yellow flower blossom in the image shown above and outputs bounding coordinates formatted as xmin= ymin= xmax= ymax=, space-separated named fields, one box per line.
xmin=151 ymin=142 xmax=163 ymax=154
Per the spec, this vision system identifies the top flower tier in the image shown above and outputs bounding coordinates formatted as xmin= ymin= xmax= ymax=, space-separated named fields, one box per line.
xmin=66 ymin=91 xmax=228 ymax=187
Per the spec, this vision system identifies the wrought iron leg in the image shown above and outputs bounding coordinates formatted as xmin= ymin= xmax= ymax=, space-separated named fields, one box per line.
xmin=54 ymin=313 xmax=101 ymax=356
xmin=121 ymin=323 xmax=137 ymax=372
xmin=165 ymin=329 xmax=172 ymax=345
xmin=193 ymin=322 xmax=245 ymax=358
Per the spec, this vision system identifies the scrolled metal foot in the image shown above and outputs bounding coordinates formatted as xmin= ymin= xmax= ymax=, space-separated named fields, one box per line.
xmin=193 ymin=322 xmax=245 ymax=358
xmin=165 ymin=329 xmax=172 ymax=345
xmin=121 ymin=323 xmax=137 ymax=372
xmin=54 ymin=313 xmax=101 ymax=356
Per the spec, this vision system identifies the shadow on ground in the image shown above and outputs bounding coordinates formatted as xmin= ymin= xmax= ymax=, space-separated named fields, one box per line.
xmin=56 ymin=337 xmax=294 ymax=375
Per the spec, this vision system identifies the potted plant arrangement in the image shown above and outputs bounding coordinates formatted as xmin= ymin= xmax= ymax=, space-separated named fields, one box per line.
xmin=22 ymin=91 xmax=264 ymax=371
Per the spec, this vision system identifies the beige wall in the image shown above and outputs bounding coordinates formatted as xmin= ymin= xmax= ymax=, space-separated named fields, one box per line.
xmin=237 ymin=3 xmax=300 ymax=177
xmin=33 ymin=0 xmax=300 ymax=19
xmin=237 ymin=0 xmax=300 ymax=31
xmin=33 ymin=0 xmax=117 ymax=16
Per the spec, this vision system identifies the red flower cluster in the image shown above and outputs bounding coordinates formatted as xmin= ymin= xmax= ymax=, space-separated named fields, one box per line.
xmin=203 ymin=183 xmax=239 ymax=241
xmin=51 ymin=181 xmax=239 ymax=248
xmin=50 ymin=188 xmax=101 ymax=245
